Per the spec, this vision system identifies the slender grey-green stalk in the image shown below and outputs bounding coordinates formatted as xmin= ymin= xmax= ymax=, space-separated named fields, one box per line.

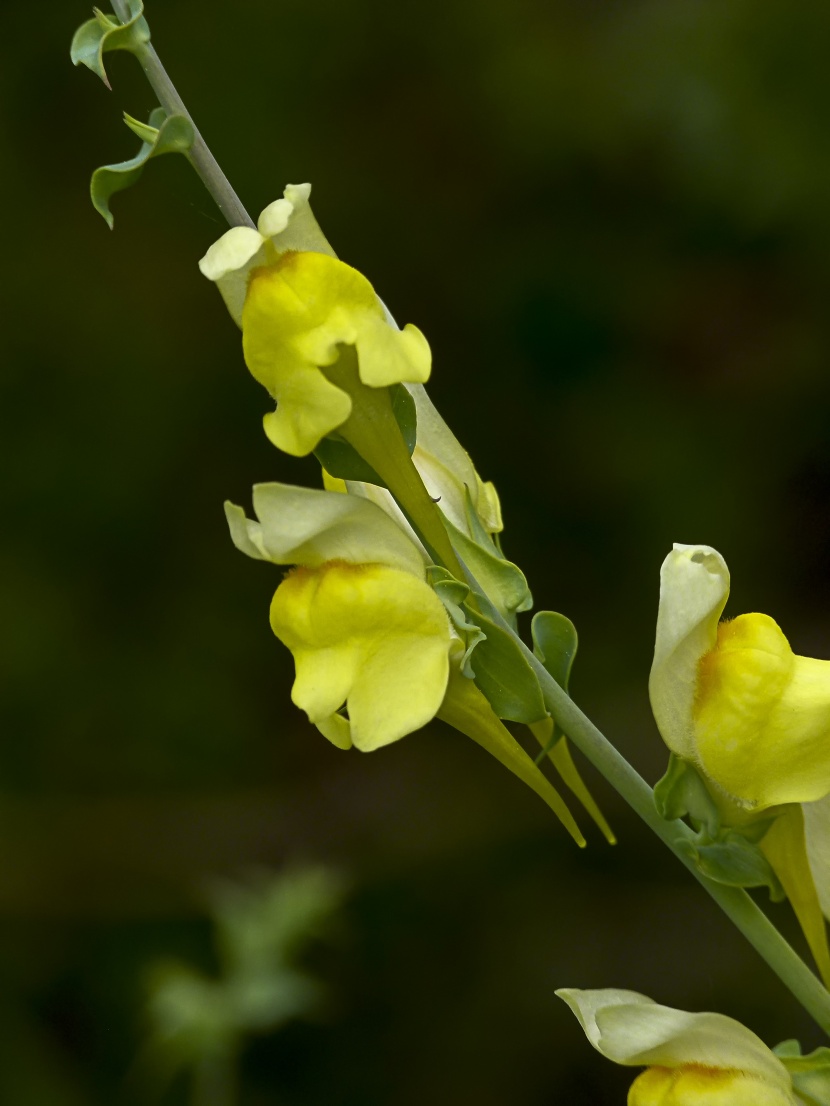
xmin=111 ymin=0 xmax=254 ymax=228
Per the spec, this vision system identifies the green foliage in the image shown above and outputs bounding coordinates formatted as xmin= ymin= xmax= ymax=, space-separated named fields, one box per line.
xmin=141 ymin=868 xmax=344 ymax=1101
xmin=90 ymin=108 xmax=194 ymax=228
xmin=427 ymin=566 xmax=486 ymax=677
xmin=70 ymin=0 xmax=150 ymax=89
xmin=775 ymin=1041 xmax=830 ymax=1106
xmin=531 ymin=610 xmax=577 ymax=755
xmin=465 ymin=598 xmax=546 ymax=723
xmin=655 ymin=756 xmax=782 ymax=899
xmin=444 ymin=493 xmax=533 ymax=626
xmin=654 ymin=753 xmax=721 ymax=837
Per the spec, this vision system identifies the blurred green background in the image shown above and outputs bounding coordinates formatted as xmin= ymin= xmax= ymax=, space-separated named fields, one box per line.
xmin=4 ymin=0 xmax=830 ymax=1101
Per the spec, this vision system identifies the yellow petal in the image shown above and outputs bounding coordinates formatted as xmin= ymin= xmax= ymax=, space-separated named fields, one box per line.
xmin=695 ymin=614 xmax=830 ymax=806
xmin=270 ymin=561 xmax=451 ymax=750
xmin=315 ymin=712 xmax=353 ymax=750
xmin=628 ymin=1065 xmax=795 ymax=1106
xmin=242 ymin=253 xmax=430 ymax=455
xmin=198 ymin=225 xmax=268 ymax=326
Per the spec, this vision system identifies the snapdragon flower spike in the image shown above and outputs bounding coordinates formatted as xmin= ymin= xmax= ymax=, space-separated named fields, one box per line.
xmin=557 ymin=988 xmax=803 ymax=1105
xmin=225 ymin=483 xmax=586 ymax=841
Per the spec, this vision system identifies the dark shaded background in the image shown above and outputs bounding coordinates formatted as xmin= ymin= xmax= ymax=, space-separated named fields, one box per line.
xmin=4 ymin=0 xmax=830 ymax=1101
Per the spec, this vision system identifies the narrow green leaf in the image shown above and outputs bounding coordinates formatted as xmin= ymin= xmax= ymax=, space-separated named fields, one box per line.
xmin=70 ymin=0 xmax=150 ymax=88
xmin=466 ymin=600 xmax=546 ymax=723
xmin=91 ymin=109 xmax=194 ymax=228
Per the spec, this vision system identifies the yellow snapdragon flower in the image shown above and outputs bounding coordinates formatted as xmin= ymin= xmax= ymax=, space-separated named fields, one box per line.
xmin=649 ymin=544 xmax=830 ymax=983
xmin=557 ymin=988 xmax=803 ymax=1106
xmin=649 ymin=544 xmax=830 ymax=811
xmin=226 ymin=482 xmax=448 ymax=750
xmin=199 ymin=183 xmax=430 ymax=457
xmin=225 ymin=481 xmax=586 ymax=841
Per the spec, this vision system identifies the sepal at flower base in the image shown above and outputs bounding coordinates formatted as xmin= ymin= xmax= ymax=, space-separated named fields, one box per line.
xmin=775 ymin=1040 xmax=830 ymax=1106
xmin=557 ymin=988 xmax=802 ymax=1105
xmin=653 ymin=755 xmax=781 ymax=894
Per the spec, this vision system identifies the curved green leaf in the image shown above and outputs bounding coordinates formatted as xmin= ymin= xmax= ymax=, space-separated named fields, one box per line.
xmin=91 ymin=109 xmax=194 ymax=228
xmin=71 ymin=1 xmax=150 ymax=89
xmin=466 ymin=601 xmax=546 ymax=723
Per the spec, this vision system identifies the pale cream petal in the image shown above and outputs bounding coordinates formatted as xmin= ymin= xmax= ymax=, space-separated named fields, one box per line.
xmin=259 ymin=183 xmax=336 ymax=257
xmin=249 ymin=483 xmax=426 ymax=576
xmin=198 ymin=226 xmax=267 ymax=327
xmin=649 ymin=544 xmax=730 ymax=760
xmin=557 ymin=988 xmax=791 ymax=1093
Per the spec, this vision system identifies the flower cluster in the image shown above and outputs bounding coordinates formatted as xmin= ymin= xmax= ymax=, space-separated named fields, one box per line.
xmin=202 ymin=183 xmax=612 ymax=846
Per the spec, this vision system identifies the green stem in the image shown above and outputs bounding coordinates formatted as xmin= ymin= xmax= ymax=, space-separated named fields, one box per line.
xmin=110 ymin=0 xmax=254 ymax=229
xmin=508 ymin=617 xmax=830 ymax=1034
